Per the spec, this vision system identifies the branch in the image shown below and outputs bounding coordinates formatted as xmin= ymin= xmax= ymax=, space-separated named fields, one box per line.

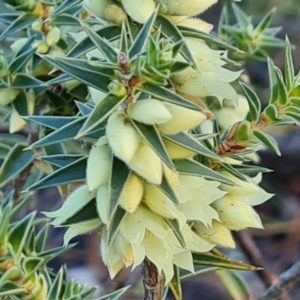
xmin=142 ymin=258 xmax=164 ymax=300
xmin=233 ymin=231 xmax=279 ymax=287
xmin=258 ymin=261 xmax=300 ymax=300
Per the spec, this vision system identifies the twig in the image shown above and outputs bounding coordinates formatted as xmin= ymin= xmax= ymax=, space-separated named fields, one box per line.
xmin=234 ymin=231 xmax=278 ymax=286
xmin=233 ymin=231 xmax=291 ymax=300
xmin=142 ymin=258 xmax=164 ymax=300
xmin=258 ymin=261 xmax=300 ymax=300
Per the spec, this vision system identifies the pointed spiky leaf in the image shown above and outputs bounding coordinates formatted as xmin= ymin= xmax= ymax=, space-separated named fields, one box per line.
xmin=174 ymin=159 xmax=234 ymax=185
xmin=169 ymin=266 xmax=182 ymax=300
xmin=139 ymin=83 xmax=201 ymax=111
xmin=253 ymin=130 xmax=281 ymax=156
xmin=0 ymin=143 xmax=34 ymax=188
xmin=77 ymin=94 xmax=125 ymax=137
xmin=25 ymin=157 xmax=87 ymax=191
xmin=163 ymin=132 xmax=219 ymax=160
xmin=132 ymin=122 xmax=174 ymax=169
xmin=129 ymin=8 xmax=158 ymax=58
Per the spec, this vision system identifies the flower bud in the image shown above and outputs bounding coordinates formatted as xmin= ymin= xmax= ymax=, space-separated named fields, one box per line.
xmin=127 ymin=99 xmax=172 ymax=125
xmin=36 ymin=41 xmax=50 ymax=54
xmin=212 ymin=195 xmax=263 ymax=230
xmin=88 ymin=0 xmax=126 ymax=25
xmin=9 ymin=107 xmax=26 ymax=133
xmin=86 ymin=143 xmax=112 ymax=191
xmin=0 ymin=88 xmax=19 ymax=106
xmin=163 ymin=138 xmax=195 ymax=159
xmin=171 ymin=17 xmax=213 ymax=33
xmin=122 ymin=0 xmax=155 ymax=23
xmin=234 ymin=120 xmax=253 ymax=145
xmin=108 ymin=81 xmax=127 ymax=98
xmin=119 ymin=173 xmax=144 ymax=213
xmin=31 ymin=20 xmax=43 ymax=32
xmin=46 ymin=27 xmax=61 ymax=46
xmin=128 ymin=142 xmax=162 ymax=185
xmin=157 ymin=102 xmax=206 ymax=134
xmin=163 ymin=163 xmax=179 ymax=188
xmin=144 ymin=184 xmax=186 ymax=228
xmin=220 ymin=172 xmax=260 ymax=196
xmin=160 ymin=0 xmax=217 ymax=16
xmin=10 ymin=38 xmax=28 ymax=53
xmin=96 ymin=184 xmax=110 ymax=224
xmin=106 ymin=112 xmax=141 ymax=163
xmin=193 ymin=220 xmax=235 ymax=248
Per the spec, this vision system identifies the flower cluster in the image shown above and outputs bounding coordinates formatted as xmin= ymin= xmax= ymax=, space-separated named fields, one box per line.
xmin=46 ymin=0 xmax=274 ymax=284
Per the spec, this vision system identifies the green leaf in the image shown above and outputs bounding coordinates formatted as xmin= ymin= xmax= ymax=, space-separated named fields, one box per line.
xmin=25 ymin=157 xmax=87 ymax=191
xmin=0 ymin=143 xmax=11 ymax=159
xmin=139 ymin=82 xmax=201 ymax=111
xmin=34 ymin=225 xmax=48 ymax=253
xmin=95 ymin=286 xmax=130 ymax=300
xmin=216 ymin=269 xmax=252 ymax=300
xmin=47 ymin=0 xmax=82 ymax=19
xmin=109 ymin=158 xmax=131 ymax=218
xmin=68 ymin=26 xmax=121 ymax=57
xmin=192 ymin=253 xmax=258 ymax=271
xmin=179 ymin=26 xmax=240 ymax=52
xmin=253 ymin=8 xmax=276 ymax=35
xmin=219 ymin=163 xmax=247 ymax=182
xmin=107 ymin=207 xmax=127 ymax=245
xmin=174 ymin=159 xmax=234 ymax=185
xmin=163 ymin=132 xmax=219 ymax=160
xmin=169 ymin=266 xmax=182 ymax=300
xmin=77 ymin=94 xmax=125 ymax=137
xmin=129 ymin=8 xmax=158 ymax=58
xmin=158 ymin=174 xmax=179 ymax=204
xmin=155 ymin=15 xmax=196 ymax=68
xmin=263 ymin=104 xmax=281 ymax=122
xmin=0 ymin=13 xmax=39 ymax=40
xmin=284 ymin=37 xmax=295 ymax=92
xmin=240 ymin=82 xmax=261 ymax=122
xmin=12 ymin=74 xmax=46 ymax=89
xmin=132 ymin=122 xmax=174 ymax=169
xmin=9 ymin=47 xmax=36 ymax=75
xmin=40 ymin=154 xmax=85 ymax=167
xmin=180 ymin=266 xmax=218 ymax=280
xmin=61 ymin=201 xmax=98 ymax=225
xmin=9 ymin=212 xmax=35 ymax=259
xmin=284 ymin=106 xmax=300 ymax=121
xmin=0 ymin=13 xmax=20 ymax=24
xmin=253 ymin=130 xmax=281 ymax=156
xmin=47 ymin=268 xmax=64 ymax=300
xmin=165 ymin=219 xmax=185 ymax=247
xmin=232 ymin=164 xmax=272 ymax=176
xmin=28 ymin=117 xmax=87 ymax=148
xmin=0 ymin=143 xmax=34 ymax=188
xmin=75 ymin=101 xmax=93 ymax=116
xmin=275 ymin=67 xmax=289 ymax=106
xmin=232 ymin=3 xmax=250 ymax=28
xmin=51 ymin=14 xmax=81 ymax=26
xmin=41 ymin=56 xmax=112 ymax=92
xmin=82 ymin=23 xmax=118 ymax=63
xmin=267 ymin=58 xmax=278 ymax=104
xmin=24 ymin=116 xmax=78 ymax=130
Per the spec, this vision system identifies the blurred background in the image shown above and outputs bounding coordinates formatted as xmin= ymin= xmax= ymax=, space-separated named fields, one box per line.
xmin=1 ymin=0 xmax=300 ymax=299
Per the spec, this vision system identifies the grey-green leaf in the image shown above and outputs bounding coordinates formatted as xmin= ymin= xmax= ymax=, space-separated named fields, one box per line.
xmin=25 ymin=157 xmax=87 ymax=191
xmin=163 ymin=132 xmax=219 ymax=160
xmin=77 ymin=94 xmax=125 ymax=137
xmin=254 ymin=130 xmax=281 ymax=156
xmin=0 ymin=143 xmax=34 ymax=188
xmin=174 ymin=159 xmax=234 ymax=185
xmin=132 ymin=122 xmax=174 ymax=169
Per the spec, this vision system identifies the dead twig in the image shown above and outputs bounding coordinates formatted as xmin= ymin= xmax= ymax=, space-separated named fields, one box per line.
xmin=142 ymin=258 xmax=164 ymax=300
xmin=258 ymin=261 xmax=300 ymax=300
